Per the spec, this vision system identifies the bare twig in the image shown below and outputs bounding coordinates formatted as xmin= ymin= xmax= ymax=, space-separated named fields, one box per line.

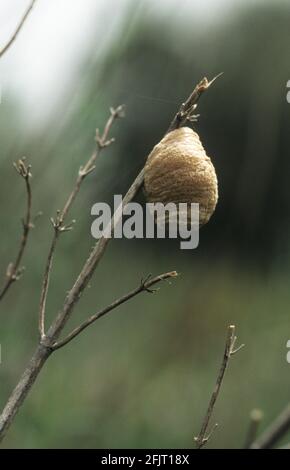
xmin=0 ymin=77 xmax=218 ymax=443
xmin=38 ymin=230 xmax=59 ymax=339
xmin=38 ymin=106 xmax=125 ymax=340
xmin=0 ymin=159 xmax=33 ymax=302
xmin=0 ymin=0 xmax=37 ymax=59
xmin=244 ymin=409 xmax=263 ymax=449
xmin=52 ymin=271 xmax=178 ymax=351
xmin=167 ymin=73 xmax=223 ymax=133
xmin=194 ymin=325 xmax=244 ymax=449
xmin=251 ymin=404 xmax=290 ymax=449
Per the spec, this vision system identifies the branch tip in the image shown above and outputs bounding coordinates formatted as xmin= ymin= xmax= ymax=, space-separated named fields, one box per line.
xmin=205 ymin=72 xmax=224 ymax=89
xmin=167 ymin=74 xmax=221 ymax=132
xmin=0 ymin=159 xmax=33 ymax=301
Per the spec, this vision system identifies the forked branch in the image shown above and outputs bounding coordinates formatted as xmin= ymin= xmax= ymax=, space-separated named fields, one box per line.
xmin=46 ymin=75 xmax=221 ymax=344
xmin=52 ymin=271 xmax=178 ymax=351
xmin=0 ymin=77 xmax=219 ymax=443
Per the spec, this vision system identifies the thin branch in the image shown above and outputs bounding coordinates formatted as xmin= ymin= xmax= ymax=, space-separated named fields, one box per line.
xmin=244 ymin=409 xmax=263 ymax=449
xmin=167 ymin=73 xmax=223 ymax=133
xmin=52 ymin=271 xmax=178 ymax=351
xmin=194 ymin=325 xmax=244 ymax=449
xmin=38 ymin=231 xmax=59 ymax=339
xmin=38 ymin=105 xmax=125 ymax=340
xmin=0 ymin=158 xmax=33 ymax=302
xmin=0 ymin=0 xmax=37 ymax=59
xmin=251 ymin=404 xmax=290 ymax=449
xmin=60 ymin=105 xmax=125 ymax=224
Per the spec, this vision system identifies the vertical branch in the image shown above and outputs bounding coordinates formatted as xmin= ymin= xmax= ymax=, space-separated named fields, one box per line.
xmin=194 ymin=325 xmax=244 ymax=449
xmin=0 ymin=159 xmax=33 ymax=302
xmin=38 ymin=230 xmax=60 ymax=339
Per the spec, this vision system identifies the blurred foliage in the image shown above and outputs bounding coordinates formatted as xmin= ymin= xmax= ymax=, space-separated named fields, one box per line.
xmin=1 ymin=0 xmax=290 ymax=449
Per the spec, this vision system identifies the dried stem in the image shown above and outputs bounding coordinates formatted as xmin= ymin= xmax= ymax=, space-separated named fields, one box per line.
xmin=38 ymin=232 xmax=59 ymax=339
xmin=194 ymin=325 xmax=244 ymax=449
xmin=38 ymin=106 xmax=125 ymax=339
xmin=0 ymin=270 xmax=176 ymax=442
xmin=251 ymin=404 xmax=290 ymax=449
xmin=0 ymin=0 xmax=37 ymax=59
xmin=0 ymin=159 xmax=33 ymax=302
xmin=52 ymin=271 xmax=178 ymax=351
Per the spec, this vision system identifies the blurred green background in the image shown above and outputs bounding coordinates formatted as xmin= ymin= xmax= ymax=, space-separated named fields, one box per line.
xmin=1 ymin=0 xmax=290 ymax=449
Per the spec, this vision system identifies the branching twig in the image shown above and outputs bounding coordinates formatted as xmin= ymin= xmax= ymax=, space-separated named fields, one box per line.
xmin=167 ymin=73 xmax=223 ymax=133
xmin=194 ymin=325 xmax=244 ymax=449
xmin=0 ymin=158 xmax=33 ymax=302
xmin=0 ymin=270 xmax=176 ymax=442
xmin=244 ymin=409 xmax=263 ymax=449
xmin=0 ymin=77 xmax=218 ymax=443
xmin=0 ymin=0 xmax=37 ymax=59
xmin=45 ymin=76 xmax=220 ymax=344
xmin=251 ymin=404 xmax=290 ymax=449
xmin=38 ymin=105 xmax=125 ymax=340
xmin=52 ymin=271 xmax=178 ymax=351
